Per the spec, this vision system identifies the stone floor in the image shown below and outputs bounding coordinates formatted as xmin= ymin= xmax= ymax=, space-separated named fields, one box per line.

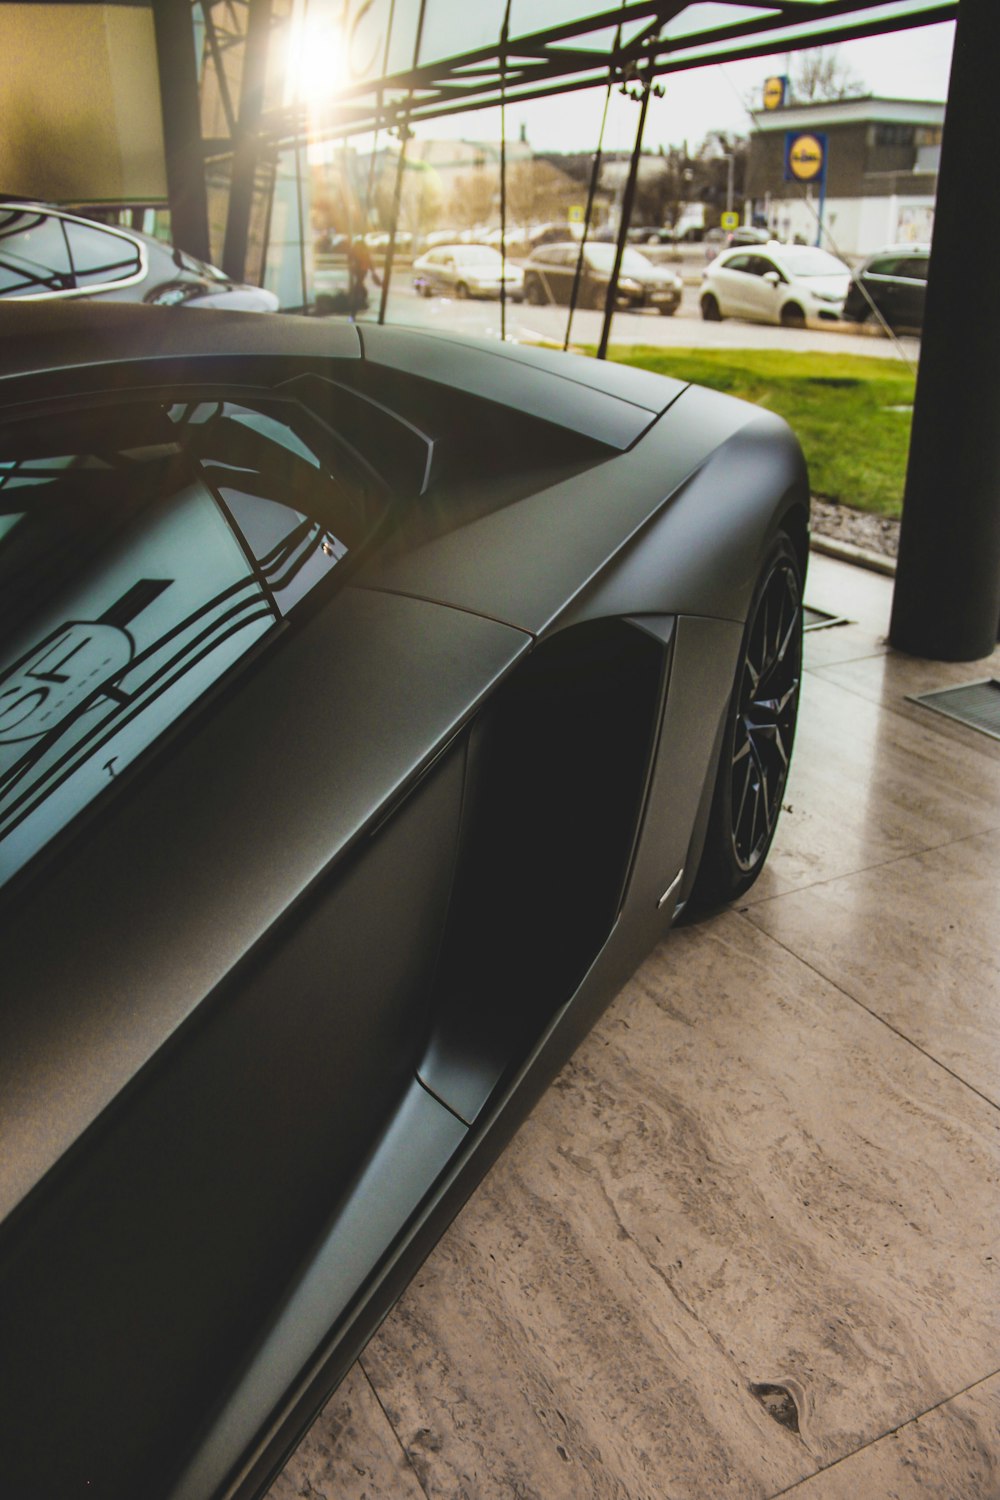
xmin=268 ymin=553 xmax=1000 ymax=1500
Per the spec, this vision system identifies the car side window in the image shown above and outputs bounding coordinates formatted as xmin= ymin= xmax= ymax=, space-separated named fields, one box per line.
xmin=0 ymin=210 xmax=73 ymax=295
xmin=725 ymin=254 xmax=753 ymax=274
xmin=0 ymin=395 xmax=373 ymax=891
xmin=895 ymin=256 xmax=929 ymax=280
xmin=866 ymin=257 xmax=898 ymax=277
xmin=63 ymin=221 xmax=143 ymax=288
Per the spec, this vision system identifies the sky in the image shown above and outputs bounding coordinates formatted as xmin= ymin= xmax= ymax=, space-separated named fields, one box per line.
xmin=407 ymin=20 xmax=955 ymax=157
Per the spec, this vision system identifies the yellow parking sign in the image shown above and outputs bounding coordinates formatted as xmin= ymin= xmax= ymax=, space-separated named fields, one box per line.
xmin=568 ymin=205 xmax=584 ymax=224
xmin=720 ymin=211 xmax=739 ymax=231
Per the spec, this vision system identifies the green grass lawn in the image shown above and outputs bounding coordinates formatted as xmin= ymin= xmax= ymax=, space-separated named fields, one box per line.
xmin=604 ymin=347 xmax=917 ymax=518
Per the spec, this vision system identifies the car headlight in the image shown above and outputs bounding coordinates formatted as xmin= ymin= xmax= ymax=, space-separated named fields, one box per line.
xmin=619 ymin=277 xmax=642 ymax=294
xmin=812 ymin=289 xmax=843 ymax=304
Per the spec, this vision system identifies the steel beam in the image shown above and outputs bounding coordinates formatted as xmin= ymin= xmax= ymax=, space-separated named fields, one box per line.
xmin=152 ymin=0 xmax=211 ymax=261
xmin=222 ymin=0 xmax=272 ymax=284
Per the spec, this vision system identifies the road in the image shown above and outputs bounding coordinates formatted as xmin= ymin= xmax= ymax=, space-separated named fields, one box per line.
xmin=323 ymin=266 xmax=920 ymax=364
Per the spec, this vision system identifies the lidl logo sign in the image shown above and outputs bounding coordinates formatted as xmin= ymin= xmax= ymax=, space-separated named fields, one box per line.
xmin=785 ymin=131 xmax=827 ymax=183
xmin=763 ymin=76 xmax=786 ymax=110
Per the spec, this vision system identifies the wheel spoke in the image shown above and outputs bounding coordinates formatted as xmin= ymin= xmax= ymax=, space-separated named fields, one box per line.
xmin=728 ymin=554 xmax=802 ymax=873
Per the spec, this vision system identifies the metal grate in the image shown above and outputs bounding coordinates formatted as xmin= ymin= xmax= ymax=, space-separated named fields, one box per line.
xmin=803 ymin=605 xmax=850 ymax=633
xmin=909 ymin=679 xmax=1000 ymax=741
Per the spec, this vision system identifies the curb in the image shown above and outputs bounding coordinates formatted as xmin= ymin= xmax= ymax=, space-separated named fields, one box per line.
xmin=810 ymin=532 xmax=897 ymax=577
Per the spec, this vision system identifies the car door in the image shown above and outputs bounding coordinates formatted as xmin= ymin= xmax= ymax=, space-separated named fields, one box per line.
xmin=0 ymin=382 xmax=528 ymax=1500
xmin=715 ymin=252 xmax=762 ymax=319
xmin=895 ymin=253 xmax=928 ymax=329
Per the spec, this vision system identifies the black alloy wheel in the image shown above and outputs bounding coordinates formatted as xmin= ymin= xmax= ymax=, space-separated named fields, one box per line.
xmin=689 ymin=534 xmax=803 ymax=908
xmin=700 ymin=292 xmax=721 ymax=321
xmin=780 ymin=302 xmax=805 ymax=328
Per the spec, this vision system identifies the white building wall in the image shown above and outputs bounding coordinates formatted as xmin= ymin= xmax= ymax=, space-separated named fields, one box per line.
xmin=763 ymin=194 xmax=935 ymax=259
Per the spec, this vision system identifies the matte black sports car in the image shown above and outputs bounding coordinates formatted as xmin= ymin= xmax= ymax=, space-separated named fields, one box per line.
xmin=0 ymin=302 xmax=808 ymax=1500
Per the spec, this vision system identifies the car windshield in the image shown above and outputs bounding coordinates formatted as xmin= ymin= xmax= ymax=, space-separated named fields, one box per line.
xmin=456 ymin=247 xmax=502 ymax=265
xmin=584 ymin=245 xmax=651 ymax=273
xmin=779 ymin=247 xmax=847 ymax=278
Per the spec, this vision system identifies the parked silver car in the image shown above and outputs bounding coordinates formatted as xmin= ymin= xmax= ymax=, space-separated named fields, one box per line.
xmin=700 ymin=243 xmax=850 ymax=327
xmin=0 ymin=202 xmax=279 ymax=311
xmin=412 ymin=244 xmax=524 ymax=300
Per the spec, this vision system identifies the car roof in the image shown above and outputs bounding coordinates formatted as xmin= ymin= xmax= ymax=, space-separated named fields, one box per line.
xmin=865 ymin=242 xmax=931 ymax=257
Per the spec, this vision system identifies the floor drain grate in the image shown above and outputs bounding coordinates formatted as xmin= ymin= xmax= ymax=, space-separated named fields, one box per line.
xmin=803 ymin=605 xmax=850 ymax=633
xmin=909 ymin=679 xmax=1000 ymax=741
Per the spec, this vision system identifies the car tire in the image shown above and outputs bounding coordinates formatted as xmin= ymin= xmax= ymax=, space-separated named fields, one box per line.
xmin=419 ymin=284 xmax=432 ymax=298
xmin=455 ymin=281 xmax=469 ymax=299
xmin=524 ymin=274 xmax=546 ymax=306
xmin=687 ymin=533 xmax=803 ymax=910
xmin=657 ymin=304 xmax=677 ymax=317
xmin=780 ymin=302 xmax=805 ymax=328
xmin=700 ymin=292 xmax=722 ymax=321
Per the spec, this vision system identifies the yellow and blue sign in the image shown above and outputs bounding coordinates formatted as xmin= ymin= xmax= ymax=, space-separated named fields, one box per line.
xmin=763 ymin=75 xmax=787 ymax=110
xmin=720 ymin=211 xmax=739 ymax=231
xmin=784 ymin=131 xmax=827 ymax=184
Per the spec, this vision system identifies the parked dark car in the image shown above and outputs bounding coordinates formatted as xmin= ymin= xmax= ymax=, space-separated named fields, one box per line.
xmin=842 ymin=242 xmax=929 ymax=332
xmin=0 ymin=301 xmax=808 ymax=1500
xmin=523 ymin=241 xmax=683 ymax=313
xmin=0 ymin=201 xmax=279 ymax=311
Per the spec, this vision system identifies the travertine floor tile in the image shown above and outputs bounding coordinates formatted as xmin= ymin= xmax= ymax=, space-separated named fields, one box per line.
xmin=361 ymin=1173 xmax=806 ymax=1500
xmin=811 ymin=643 xmax=1000 ymax=759
xmin=744 ymin=672 xmax=1000 ymax=904
xmin=804 ymin=552 xmax=892 ymax=637
xmin=747 ymin=831 xmax=1000 ymax=1107
xmin=357 ymin=915 xmax=999 ymax=1497
xmin=802 ymin=621 xmax=888 ymax=672
xmin=775 ymin=1373 xmax=1000 ymax=1499
xmin=265 ymin=1363 xmax=425 ymax=1500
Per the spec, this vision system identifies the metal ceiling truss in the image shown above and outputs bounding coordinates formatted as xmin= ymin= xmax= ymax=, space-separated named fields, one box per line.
xmin=254 ymin=0 xmax=957 ymax=145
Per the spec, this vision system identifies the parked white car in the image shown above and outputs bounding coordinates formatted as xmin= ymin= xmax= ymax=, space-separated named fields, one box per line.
xmin=700 ymin=243 xmax=850 ymax=327
xmin=412 ymin=244 xmax=524 ymax=300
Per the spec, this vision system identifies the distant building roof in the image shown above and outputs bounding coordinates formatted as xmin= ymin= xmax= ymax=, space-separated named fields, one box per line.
xmin=752 ymin=95 xmax=946 ymax=132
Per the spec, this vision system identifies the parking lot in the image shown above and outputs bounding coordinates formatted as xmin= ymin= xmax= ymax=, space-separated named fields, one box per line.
xmin=317 ymin=249 xmax=920 ymax=362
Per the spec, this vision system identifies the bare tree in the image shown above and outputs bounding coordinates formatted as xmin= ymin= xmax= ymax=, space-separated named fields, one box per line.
xmin=504 ymin=159 xmax=577 ymax=227
xmin=447 ymin=168 xmax=497 ymax=229
xmin=790 ymin=47 xmax=866 ymax=103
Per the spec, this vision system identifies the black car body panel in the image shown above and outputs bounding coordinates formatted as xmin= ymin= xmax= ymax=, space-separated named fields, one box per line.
xmin=0 ymin=303 xmax=808 ymax=1500
xmin=522 ymin=242 xmax=682 ymax=313
xmin=842 ymin=243 xmax=929 ymax=331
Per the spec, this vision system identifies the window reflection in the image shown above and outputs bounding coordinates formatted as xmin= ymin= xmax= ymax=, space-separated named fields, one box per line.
xmin=0 ymin=396 xmax=367 ymax=889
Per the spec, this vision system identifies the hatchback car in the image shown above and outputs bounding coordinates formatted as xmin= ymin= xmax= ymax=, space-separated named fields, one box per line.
xmin=0 ymin=202 xmax=279 ymax=311
xmin=523 ymin=242 xmax=682 ymax=314
xmin=411 ymin=244 xmax=524 ymax=300
xmin=701 ymin=243 xmax=850 ymax=326
xmin=842 ymin=243 xmax=929 ymax=332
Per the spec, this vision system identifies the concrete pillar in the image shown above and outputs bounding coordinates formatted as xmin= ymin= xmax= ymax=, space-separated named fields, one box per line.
xmin=889 ymin=0 xmax=1000 ymax=660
